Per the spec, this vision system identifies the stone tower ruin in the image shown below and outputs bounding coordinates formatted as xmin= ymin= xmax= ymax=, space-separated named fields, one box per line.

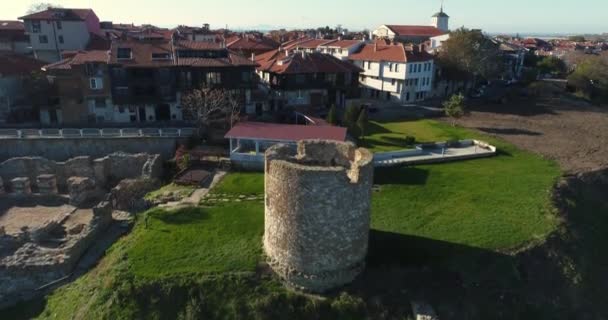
xmin=264 ymin=140 xmax=374 ymax=292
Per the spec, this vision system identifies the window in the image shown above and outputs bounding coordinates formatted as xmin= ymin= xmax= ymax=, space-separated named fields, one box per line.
xmin=391 ymin=79 xmax=396 ymax=86
xmin=395 ymin=64 xmax=399 ymax=72
xmin=94 ymin=98 xmax=106 ymax=108
xmin=326 ymin=73 xmax=337 ymax=84
xmin=295 ymin=74 xmax=306 ymax=84
xmin=58 ymin=35 xmax=64 ymax=44
xmin=206 ymin=72 xmax=221 ymax=85
xmin=388 ymin=63 xmax=393 ymax=72
xmin=151 ymin=53 xmax=171 ymax=60
xmin=242 ymin=71 xmax=252 ymax=82
xmin=90 ymin=77 xmax=103 ymax=90
xmin=117 ymin=48 xmax=132 ymax=60
xmin=116 ymin=87 xmax=129 ymax=96
xmin=56 ymin=21 xmax=62 ymax=30
xmin=39 ymin=35 xmax=48 ymax=44
xmin=31 ymin=21 xmax=41 ymax=33
xmin=367 ymin=61 xmax=371 ymax=70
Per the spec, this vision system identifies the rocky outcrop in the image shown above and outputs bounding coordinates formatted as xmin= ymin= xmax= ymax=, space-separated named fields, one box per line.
xmin=264 ymin=140 xmax=374 ymax=292
xmin=110 ymin=178 xmax=160 ymax=212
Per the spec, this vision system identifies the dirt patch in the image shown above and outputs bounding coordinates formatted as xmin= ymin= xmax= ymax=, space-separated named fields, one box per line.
xmin=451 ymin=97 xmax=608 ymax=174
xmin=0 ymin=204 xmax=75 ymax=235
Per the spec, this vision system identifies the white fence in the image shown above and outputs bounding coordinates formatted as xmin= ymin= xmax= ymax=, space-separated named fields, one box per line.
xmin=0 ymin=128 xmax=197 ymax=139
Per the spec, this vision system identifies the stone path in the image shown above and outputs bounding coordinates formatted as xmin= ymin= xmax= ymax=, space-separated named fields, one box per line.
xmin=159 ymin=170 xmax=227 ymax=209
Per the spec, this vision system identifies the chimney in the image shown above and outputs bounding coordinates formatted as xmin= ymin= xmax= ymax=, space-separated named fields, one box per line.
xmin=374 ymin=42 xmax=378 ymax=52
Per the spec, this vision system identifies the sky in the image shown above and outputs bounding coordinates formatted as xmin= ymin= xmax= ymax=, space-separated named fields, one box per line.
xmin=4 ymin=0 xmax=607 ymax=34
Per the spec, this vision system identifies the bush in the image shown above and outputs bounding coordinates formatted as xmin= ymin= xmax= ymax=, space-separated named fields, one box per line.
xmin=329 ymin=292 xmax=366 ymax=320
xmin=404 ymin=135 xmax=416 ymax=147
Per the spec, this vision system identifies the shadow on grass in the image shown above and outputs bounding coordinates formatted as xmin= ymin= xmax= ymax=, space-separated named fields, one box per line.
xmin=151 ymin=207 xmax=210 ymax=225
xmin=366 ymin=121 xmax=393 ymax=135
xmin=374 ymin=167 xmax=429 ymax=186
xmin=0 ymin=296 xmax=48 ymax=320
xmin=477 ymin=127 xmax=543 ymax=136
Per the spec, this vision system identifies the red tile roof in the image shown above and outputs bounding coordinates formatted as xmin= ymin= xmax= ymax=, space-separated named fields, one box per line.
xmin=175 ymin=40 xmax=224 ymax=50
xmin=226 ymin=36 xmax=279 ymax=53
xmin=19 ymin=8 xmax=95 ymax=21
xmin=225 ymin=121 xmax=347 ymax=142
xmin=43 ymin=50 xmax=109 ymax=70
xmin=0 ymin=53 xmax=45 ymax=76
xmin=0 ymin=21 xmax=24 ymax=31
xmin=349 ymin=44 xmax=433 ymax=63
xmin=294 ymin=39 xmax=337 ymax=49
xmin=385 ymin=25 xmax=446 ymax=38
xmin=256 ymin=50 xmax=362 ymax=74
xmin=176 ymin=53 xmax=257 ymax=67
xmin=319 ymin=40 xmax=363 ymax=49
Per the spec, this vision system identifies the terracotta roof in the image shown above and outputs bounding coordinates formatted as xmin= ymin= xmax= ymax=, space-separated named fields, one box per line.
xmin=19 ymin=8 xmax=95 ymax=21
xmin=86 ymin=32 xmax=111 ymax=50
xmin=225 ymin=121 xmax=347 ymax=142
xmin=43 ymin=50 xmax=109 ymax=70
xmin=319 ymin=40 xmax=363 ymax=49
xmin=176 ymin=53 xmax=257 ymax=67
xmin=256 ymin=50 xmax=362 ymax=74
xmin=0 ymin=21 xmax=24 ymax=31
xmin=0 ymin=53 xmax=45 ymax=76
xmin=349 ymin=44 xmax=433 ymax=63
xmin=294 ymin=39 xmax=337 ymax=49
xmin=226 ymin=36 xmax=279 ymax=53
xmin=385 ymin=25 xmax=446 ymax=38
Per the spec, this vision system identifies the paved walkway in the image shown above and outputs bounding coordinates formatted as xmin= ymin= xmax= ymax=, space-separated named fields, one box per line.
xmin=159 ymin=170 xmax=227 ymax=209
xmin=374 ymin=142 xmax=497 ymax=167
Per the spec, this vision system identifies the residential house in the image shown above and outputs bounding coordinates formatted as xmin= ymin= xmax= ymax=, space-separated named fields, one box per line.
xmin=0 ymin=21 xmax=31 ymax=54
xmin=0 ymin=53 xmax=45 ymax=122
xmin=316 ymin=39 xmax=365 ymax=60
xmin=255 ymin=49 xmax=361 ymax=113
xmin=349 ymin=43 xmax=435 ymax=103
xmin=42 ymin=50 xmax=113 ymax=124
xmin=19 ymin=7 xmax=101 ymax=62
xmin=226 ymin=35 xmax=279 ymax=58
xmin=373 ymin=7 xmax=449 ymax=44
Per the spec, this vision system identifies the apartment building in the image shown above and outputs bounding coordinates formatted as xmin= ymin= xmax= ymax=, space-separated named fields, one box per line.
xmin=350 ymin=43 xmax=435 ymax=103
xmin=20 ymin=8 xmax=101 ymax=62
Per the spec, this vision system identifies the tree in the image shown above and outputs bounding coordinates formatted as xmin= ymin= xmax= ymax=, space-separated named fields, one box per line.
xmin=326 ymin=104 xmax=338 ymax=125
xmin=443 ymin=94 xmax=466 ymax=126
xmin=567 ymin=56 xmax=608 ymax=102
xmin=568 ymin=35 xmax=586 ymax=42
xmin=181 ymin=86 xmax=242 ymax=135
xmin=27 ymin=2 xmax=62 ymax=14
xmin=537 ymin=56 xmax=567 ymax=76
xmin=356 ymin=108 xmax=369 ymax=139
xmin=438 ymin=28 xmax=504 ymax=81
xmin=343 ymin=103 xmax=360 ymax=130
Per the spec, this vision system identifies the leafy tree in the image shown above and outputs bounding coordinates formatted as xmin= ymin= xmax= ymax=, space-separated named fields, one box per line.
xmin=443 ymin=94 xmax=466 ymax=126
xmin=343 ymin=104 xmax=360 ymax=129
xmin=326 ymin=104 xmax=337 ymax=125
xmin=27 ymin=2 xmax=62 ymax=14
xmin=537 ymin=56 xmax=567 ymax=76
xmin=438 ymin=28 xmax=503 ymax=80
xmin=567 ymin=56 xmax=608 ymax=102
xmin=356 ymin=108 xmax=369 ymax=139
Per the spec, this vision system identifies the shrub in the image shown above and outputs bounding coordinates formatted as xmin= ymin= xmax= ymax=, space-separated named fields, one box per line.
xmin=404 ymin=136 xmax=416 ymax=147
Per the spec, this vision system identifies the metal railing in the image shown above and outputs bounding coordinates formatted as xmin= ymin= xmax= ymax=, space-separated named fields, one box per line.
xmin=0 ymin=128 xmax=197 ymax=139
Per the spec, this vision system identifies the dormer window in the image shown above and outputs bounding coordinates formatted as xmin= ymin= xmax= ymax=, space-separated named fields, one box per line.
xmin=117 ymin=48 xmax=132 ymax=60
xmin=152 ymin=53 xmax=171 ymax=60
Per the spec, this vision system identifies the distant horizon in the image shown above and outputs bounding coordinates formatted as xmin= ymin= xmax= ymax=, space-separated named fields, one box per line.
xmin=3 ymin=0 xmax=607 ymax=35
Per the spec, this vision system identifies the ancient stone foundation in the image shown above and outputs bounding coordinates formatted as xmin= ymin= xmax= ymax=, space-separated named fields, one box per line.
xmin=11 ymin=177 xmax=31 ymax=195
xmin=264 ymin=140 xmax=374 ymax=292
xmin=37 ymin=174 xmax=58 ymax=195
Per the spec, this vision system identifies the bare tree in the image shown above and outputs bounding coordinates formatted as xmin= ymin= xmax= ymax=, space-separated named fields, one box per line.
xmin=27 ymin=2 xmax=63 ymax=14
xmin=181 ymin=87 xmax=243 ymax=134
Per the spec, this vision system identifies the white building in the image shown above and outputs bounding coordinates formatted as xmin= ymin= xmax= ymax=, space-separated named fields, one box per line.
xmin=373 ymin=7 xmax=449 ymax=44
xmin=350 ymin=43 xmax=435 ymax=103
xmin=20 ymin=8 xmax=101 ymax=62
xmin=317 ymin=39 xmax=365 ymax=60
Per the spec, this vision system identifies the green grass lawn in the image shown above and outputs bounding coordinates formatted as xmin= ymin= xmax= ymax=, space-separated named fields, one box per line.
xmin=144 ymin=183 xmax=196 ymax=201
xmin=128 ymin=204 xmax=264 ymax=278
xmin=360 ymin=119 xmax=477 ymax=153
xmin=211 ymin=172 xmax=264 ymax=195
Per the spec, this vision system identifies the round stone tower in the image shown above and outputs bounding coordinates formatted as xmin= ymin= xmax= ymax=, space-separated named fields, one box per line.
xmin=263 ymin=140 xmax=374 ymax=292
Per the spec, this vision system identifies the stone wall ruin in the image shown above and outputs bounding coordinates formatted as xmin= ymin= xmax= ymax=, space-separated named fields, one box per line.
xmin=264 ymin=140 xmax=374 ymax=292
